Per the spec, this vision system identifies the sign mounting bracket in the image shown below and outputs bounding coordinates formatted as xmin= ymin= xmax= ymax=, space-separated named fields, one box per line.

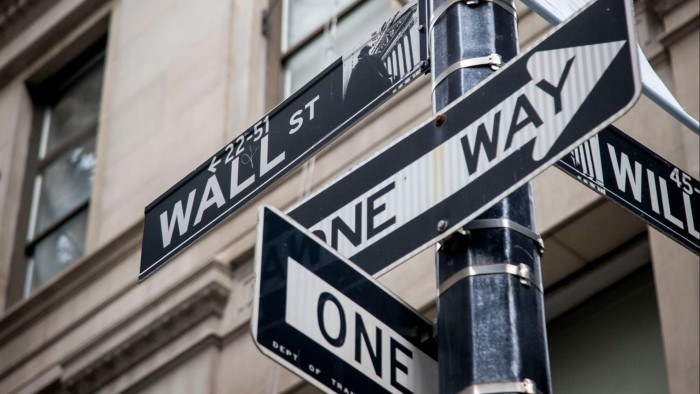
xmin=465 ymin=218 xmax=545 ymax=255
xmin=432 ymin=53 xmax=503 ymax=91
xmin=459 ymin=379 xmax=541 ymax=394
xmin=438 ymin=262 xmax=543 ymax=295
xmin=430 ymin=0 xmax=516 ymax=34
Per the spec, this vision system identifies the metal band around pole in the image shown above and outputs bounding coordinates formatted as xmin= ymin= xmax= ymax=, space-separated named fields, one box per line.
xmin=432 ymin=54 xmax=502 ymax=91
xmin=465 ymin=218 xmax=545 ymax=254
xmin=430 ymin=0 xmax=517 ymax=34
xmin=458 ymin=379 xmax=541 ymax=394
xmin=438 ymin=263 xmax=543 ymax=295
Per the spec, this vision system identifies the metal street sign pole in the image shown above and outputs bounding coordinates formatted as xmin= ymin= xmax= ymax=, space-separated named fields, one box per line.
xmin=557 ymin=125 xmax=700 ymax=255
xmin=252 ymin=206 xmax=438 ymax=393
xmin=430 ymin=1 xmax=550 ymax=393
xmin=139 ymin=1 xmax=428 ymax=281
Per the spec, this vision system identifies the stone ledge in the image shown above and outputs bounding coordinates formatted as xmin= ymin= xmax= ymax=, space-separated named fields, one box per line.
xmin=2 ymin=256 xmax=232 ymax=394
xmin=62 ymin=281 xmax=229 ymax=394
xmin=651 ymin=0 xmax=687 ymax=16
xmin=0 ymin=255 xmax=232 ymax=392
xmin=658 ymin=8 xmax=700 ymax=47
xmin=0 ymin=0 xmax=43 ymax=32
xmin=0 ymin=0 xmax=108 ymax=90
xmin=0 ymin=220 xmax=143 ymax=347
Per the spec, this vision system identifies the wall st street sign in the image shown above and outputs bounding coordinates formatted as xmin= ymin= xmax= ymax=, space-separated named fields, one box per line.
xmin=139 ymin=1 xmax=428 ymax=280
xmin=252 ymin=207 xmax=438 ymax=394
xmin=288 ymin=0 xmax=641 ymax=276
xmin=558 ymin=125 xmax=699 ymax=255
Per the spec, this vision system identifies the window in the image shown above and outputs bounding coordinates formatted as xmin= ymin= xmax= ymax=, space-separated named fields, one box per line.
xmin=547 ymin=266 xmax=669 ymax=393
xmin=281 ymin=0 xmax=395 ymax=97
xmin=20 ymin=40 xmax=105 ymax=298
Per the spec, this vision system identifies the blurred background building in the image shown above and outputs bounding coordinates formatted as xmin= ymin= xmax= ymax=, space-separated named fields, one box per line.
xmin=0 ymin=0 xmax=697 ymax=392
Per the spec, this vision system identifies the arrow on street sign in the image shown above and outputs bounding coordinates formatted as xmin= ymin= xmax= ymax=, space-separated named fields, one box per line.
xmin=287 ymin=0 xmax=641 ymax=276
xmin=520 ymin=0 xmax=700 ymax=134
xmin=139 ymin=1 xmax=428 ymax=281
xmin=252 ymin=206 xmax=438 ymax=394
xmin=557 ymin=125 xmax=700 ymax=255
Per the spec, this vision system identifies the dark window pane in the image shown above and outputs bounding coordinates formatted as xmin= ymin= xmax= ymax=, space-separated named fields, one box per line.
xmin=24 ymin=209 xmax=88 ymax=297
xmin=548 ymin=267 xmax=669 ymax=393
xmin=31 ymin=137 xmax=96 ymax=238
xmin=40 ymin=61 xmax=104 ymax=158
xmin=285 ymin=0 xmax=356 ymax=51
xmin=22 ymin=44 xmax=105 ymax=299
xmin=283 ymin=0 xmax=390 ymax=96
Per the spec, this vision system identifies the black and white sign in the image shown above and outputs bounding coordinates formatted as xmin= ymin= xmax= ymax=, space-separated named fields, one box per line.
xmin=252 ymin=206 xmax=437 ymax=394
xmin=558 ymin=125 xmax=699 ymax=254
xmin=288 ymin=0 xmax=641 ymax=276
xmin=139 ymin=1 xmax=428 ymax=280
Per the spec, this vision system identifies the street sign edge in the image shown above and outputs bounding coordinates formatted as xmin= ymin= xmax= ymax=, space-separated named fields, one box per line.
xmin=557 ymin=159 xmax=700 ymax=255
xmin=555 ymin=126 xmax=700 ymax=255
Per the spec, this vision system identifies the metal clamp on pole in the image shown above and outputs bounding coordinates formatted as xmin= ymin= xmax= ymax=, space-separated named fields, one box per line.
xmin=430 ymin=0 xmax=517 ymax=35
xmin=428 ymin=0 xmax=514 ymax=92
xmin=458 ymin=379 xmax=541 ymax=394
xmin=465 ymin=218 xmax=545 ymax=255
xmin=432 ymin=53 xmax=502 ymax=92
xmin=438 ymin=263 xmax=543 ymax=295
xmin=466 ymin=0 xmax=516 ymax=17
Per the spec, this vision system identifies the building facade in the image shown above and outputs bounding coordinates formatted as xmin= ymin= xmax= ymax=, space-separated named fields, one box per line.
xmin=0 ymin=0 xmax=697 ymax=393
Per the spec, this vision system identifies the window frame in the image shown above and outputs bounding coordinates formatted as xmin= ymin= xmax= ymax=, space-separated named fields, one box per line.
xmin=265 ymin=0 xmax=408 ymax=104
xmin=7 ymin=35 xmax=107 ymax=303
xmin=280 ymin=0 xmax=366 ymax=60
xmin=279 ymin=0 xmax=369 ymax=100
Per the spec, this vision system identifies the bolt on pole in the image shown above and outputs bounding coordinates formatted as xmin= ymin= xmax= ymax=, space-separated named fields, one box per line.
xmin=430 ymin=1 xmax=552 ymax=393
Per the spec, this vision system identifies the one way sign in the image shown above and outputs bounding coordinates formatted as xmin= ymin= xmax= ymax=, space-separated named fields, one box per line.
xmin=252 ymin=207 xmax=437 ymax=393
xmin=288 ymin=0 xmax=641 ymax=276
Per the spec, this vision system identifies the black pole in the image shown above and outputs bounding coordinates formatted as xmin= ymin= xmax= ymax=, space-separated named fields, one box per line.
xmin=430 ymin=1 xmax=551 ymax=393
